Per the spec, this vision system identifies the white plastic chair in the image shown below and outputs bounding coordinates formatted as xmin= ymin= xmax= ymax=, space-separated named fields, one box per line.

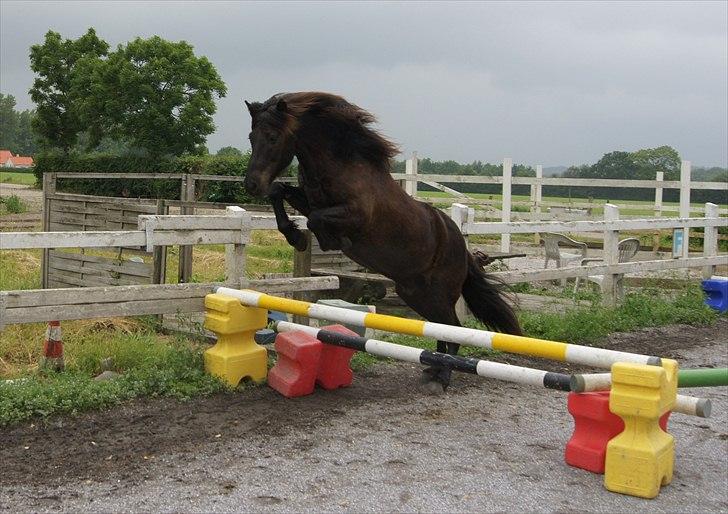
xmin=541 ymin=232 xmax=588 ymax=286
xmin=574 ymin=237 xmax=641 ymax=296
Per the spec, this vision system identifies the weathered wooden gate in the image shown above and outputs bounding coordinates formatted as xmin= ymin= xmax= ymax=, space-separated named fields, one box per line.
xmin=41 ymin=175 xmax=166 ymax=288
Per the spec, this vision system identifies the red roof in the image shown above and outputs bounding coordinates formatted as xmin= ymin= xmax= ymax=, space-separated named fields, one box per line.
xmin=0 ymin=150 xmax=34 ymax=166
xmin=11 ymin=156 xmax=34 ymax=166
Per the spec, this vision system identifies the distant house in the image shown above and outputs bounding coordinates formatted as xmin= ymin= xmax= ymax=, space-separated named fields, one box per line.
xmin=0 ymin=150 xmax=34 ymax=168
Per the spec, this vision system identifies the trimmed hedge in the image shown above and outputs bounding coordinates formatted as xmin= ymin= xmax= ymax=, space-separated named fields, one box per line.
xmin=34 ymin=152 xmax=255 ymax=203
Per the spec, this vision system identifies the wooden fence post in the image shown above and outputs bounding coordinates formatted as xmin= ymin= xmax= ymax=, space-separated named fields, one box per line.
xmin=224 ymin=206 xmax=251 ymax=288
xmin=178 ymin=174 xmax=196 ymax=283
xmin=404 ymin=151 xmax=418 ymax=197
xmin=501 ymin=157 xmax=512 ymax=253
xmin=652 ymin=171 xmax=664 ymax=253
xmin=292 ymin=230 xmax=313 ymax=325
xmin=532 ymin=164 xmax=543 ymax=244
xmin=450 ymin=203 xmax=473 ymax=321
xmin=450 ymin=202 xmax=470 ymax=245
xmin=702 ymin=202 xmax=719 ymax=279
xmin=40 ymin=172 xmax=57 ymax=289
xmin=602 ymin=203 xmax=620 ymax=305
xmin=679 ymin=161 xmax=691 ymax=260
xmin=152 ymin=199 xmax=168 ymax=285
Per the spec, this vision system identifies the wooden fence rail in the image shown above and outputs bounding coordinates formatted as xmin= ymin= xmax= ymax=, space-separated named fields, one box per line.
xmin=0 ymin=207 xmax=334 ymax=329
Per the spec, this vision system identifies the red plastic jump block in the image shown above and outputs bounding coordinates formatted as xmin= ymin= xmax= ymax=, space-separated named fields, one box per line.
xmin=565 ymin=391 xmax=670 ymax=474
xmin=316 ymin=324 xmax=357 ymax=390
xmin=268 ymin=331 xmax=323 ymax=398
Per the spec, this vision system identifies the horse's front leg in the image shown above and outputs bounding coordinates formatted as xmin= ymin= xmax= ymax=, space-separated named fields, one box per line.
xmin=306 ymin=205 xmax=362 ymax=251
xmin=268 ymin=182 xmax=310 ymax=252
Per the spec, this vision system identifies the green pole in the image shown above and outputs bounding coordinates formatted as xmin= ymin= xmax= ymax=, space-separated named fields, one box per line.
xmin=678 ymin=368 xmax=728 ymax=388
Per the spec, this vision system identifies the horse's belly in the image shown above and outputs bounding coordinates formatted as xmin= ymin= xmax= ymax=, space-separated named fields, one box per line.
xmin=343 ymin=235 xmax=433 ymax=281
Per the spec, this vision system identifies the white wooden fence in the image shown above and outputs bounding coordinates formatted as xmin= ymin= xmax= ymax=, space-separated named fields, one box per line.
xmin=395 ymin=156 xmax=727 ymax=253
xmin=451 ymin=202 xmax=727 ymax=304
xmin=0 ymin=207 xmax=337 ymax=329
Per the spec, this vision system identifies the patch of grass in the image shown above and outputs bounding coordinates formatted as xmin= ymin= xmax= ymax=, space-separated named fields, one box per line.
xmin=0 ymin=326 xmax=228 ymax=426
xmin=0 ymin=194 xmax=27 ymax=214
xmin=0 ymin=171 xmax=36 ymax=185
xmin=0 ymin=249 xmax=41 ymax=290
xmin=516 ymin=285 xmax=717 ymax=345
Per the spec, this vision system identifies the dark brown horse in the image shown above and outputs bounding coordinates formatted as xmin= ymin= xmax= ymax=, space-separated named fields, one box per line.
xmin=244 ymin=92 xmax=522 ymax=393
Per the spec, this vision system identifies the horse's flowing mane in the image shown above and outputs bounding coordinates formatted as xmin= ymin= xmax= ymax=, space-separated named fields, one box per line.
xmin=260 ymin=92 xmax=400 ymax=171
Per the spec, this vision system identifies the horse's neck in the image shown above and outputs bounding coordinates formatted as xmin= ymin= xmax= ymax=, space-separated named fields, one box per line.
xmin=295 ymin=146 xmax=337 ymax=186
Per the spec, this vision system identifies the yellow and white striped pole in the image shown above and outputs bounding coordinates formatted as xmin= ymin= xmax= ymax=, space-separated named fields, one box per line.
xmin=216 ymin=288 xmax=661 ymax=370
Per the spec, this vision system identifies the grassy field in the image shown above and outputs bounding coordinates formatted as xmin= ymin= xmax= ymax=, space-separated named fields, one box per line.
xmin=420 ymin=190 xmax=727 ymax=217
xmin=0 ymin=170 xmax=36 ymax=185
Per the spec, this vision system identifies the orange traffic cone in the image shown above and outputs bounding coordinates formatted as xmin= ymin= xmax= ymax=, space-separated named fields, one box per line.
xmin=41 ymin=321 xmax=64 ymax=371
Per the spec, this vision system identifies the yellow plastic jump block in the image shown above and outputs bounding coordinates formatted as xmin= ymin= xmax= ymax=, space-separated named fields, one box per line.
xmin=203 ymin=293 xmax=269 ymax=387
xmin=605 ymin=359 xmax=678 ymax=499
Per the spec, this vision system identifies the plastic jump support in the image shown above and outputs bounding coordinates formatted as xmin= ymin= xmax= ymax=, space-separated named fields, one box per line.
xmin=604 ymin=360 xmax=678 ymax=499
xmin=203 ymin=293 xmax=268 ymax=387
xmin=273 ymin=321 xmax=573 ymax=391
xmin=570 ymin=371 xmax=717 ymax=418
xmin=216 ymin=288 xmax=662 ymax=370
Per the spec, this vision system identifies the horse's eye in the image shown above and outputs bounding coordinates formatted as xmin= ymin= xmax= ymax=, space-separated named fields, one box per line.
xmin=268 ymin=135 xmax=278 ymax=144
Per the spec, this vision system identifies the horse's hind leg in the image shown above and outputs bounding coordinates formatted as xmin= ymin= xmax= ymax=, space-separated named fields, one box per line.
xmin=394 ymin=282 xmax=462 ymax=395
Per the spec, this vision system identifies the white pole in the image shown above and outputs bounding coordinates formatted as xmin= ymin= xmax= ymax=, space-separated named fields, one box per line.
xmin=703 ymin=203 xmax=719 ymax=279
xmin=404 ymin=151 xmax=418 ymax=197
xmin=533 ymin=164 xmax=543 ymax=244
xmin=680 ymin=160 xmax=691 ymax=259
xmin=602 ymin=204 xmax=620 ymax=305
xmin=501 ymin=157 xmax=512 ymax=253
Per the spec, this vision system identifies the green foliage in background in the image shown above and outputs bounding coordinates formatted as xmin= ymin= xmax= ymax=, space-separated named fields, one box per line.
xmin=29 ymin=28 xmax=110 ymax=152
xmin=27 ymin=28 xmax=226 ymax=157
xmin=0 ymin=93 xmax=38 ymax=155
xmin=33 ymin=152 xmax=254 ymax=203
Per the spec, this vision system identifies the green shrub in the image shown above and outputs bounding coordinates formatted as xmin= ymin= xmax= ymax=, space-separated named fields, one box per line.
xmin=1 ymin=195 xmax=26 ymax=214
xmin=33 ymin=152 xmax=256 ymax=203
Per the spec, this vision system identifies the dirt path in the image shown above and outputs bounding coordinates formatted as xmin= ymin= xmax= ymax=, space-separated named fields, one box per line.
xmin=0 ymin=183 xmax=43 ymax=212
xmin=1 ymin=320 xmax=727 ymax=512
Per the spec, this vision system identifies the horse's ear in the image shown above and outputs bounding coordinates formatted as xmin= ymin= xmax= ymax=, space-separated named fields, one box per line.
xmin=276 ymin=99 xmax=288 ymax=113
xmin=245 ymin=100 xmax=260 ymax=117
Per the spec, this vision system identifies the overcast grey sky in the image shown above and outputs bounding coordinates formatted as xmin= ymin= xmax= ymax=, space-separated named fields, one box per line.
xmin=1 ymin=0 xmax=726 ymax=166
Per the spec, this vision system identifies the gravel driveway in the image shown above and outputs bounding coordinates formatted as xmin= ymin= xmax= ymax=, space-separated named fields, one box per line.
xmin=1 ymin=321 xmax=727 ymax=513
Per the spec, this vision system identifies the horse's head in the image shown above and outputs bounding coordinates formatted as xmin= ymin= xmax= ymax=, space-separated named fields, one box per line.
xmin=243 ymin=96 xmax=297 ymax=197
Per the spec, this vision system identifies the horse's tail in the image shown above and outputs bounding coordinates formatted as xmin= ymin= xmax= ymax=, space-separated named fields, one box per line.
xmin=461 ymin=253 xmax=523 ymax=335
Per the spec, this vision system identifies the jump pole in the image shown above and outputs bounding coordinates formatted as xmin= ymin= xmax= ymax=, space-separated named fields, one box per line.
xmin=573 ymin=368 xmax=728 ymax=393
xmin=273 ymin=320 xmax=572 ymax=391
xmin=216 ymin=288 xmax=661 ymax=370
xmin=271 ymin=321 xmax=709 ymax=418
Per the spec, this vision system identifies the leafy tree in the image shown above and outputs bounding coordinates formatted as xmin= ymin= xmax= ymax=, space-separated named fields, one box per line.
xmin=217 ymin=146 xmax=243 ymax=157
xmin=0 ymin=93 xmax=18 ymax=150
xmin=630 ymin=145 xmax=681 ymax=179
xmin=29 ymin=28 xmax=109 ymax=152
xmin=589 ymin=151 xmax=641 ymax=179
xmin=0 ymin=93 xmax=38 ymax=155
xmin=79 ymin=36 xmax=227 ymax=156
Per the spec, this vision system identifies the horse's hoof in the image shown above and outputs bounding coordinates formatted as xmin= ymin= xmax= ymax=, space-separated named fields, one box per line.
xmin=419 ymin=368 xmax=449 ymax=395
xmin=420 ymin=380 xmax=446 ymax=396
xmin=288 ymin=232 xmax=308 ymax=252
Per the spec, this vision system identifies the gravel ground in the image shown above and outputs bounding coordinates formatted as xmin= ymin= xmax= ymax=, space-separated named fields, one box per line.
xmin=0 ymin=183 xmax=43 ymax=212
xmin=1 ymin=321 xmax=727 ymax=513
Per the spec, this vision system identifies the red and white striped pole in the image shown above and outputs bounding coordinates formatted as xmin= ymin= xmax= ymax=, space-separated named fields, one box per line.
xmin=41 ymin=321 xmax=64 ymax=371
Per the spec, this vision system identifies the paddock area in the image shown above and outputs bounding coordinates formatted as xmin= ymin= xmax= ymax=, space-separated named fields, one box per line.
xmin=1 ymin=319 xmax=726 ymax=512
